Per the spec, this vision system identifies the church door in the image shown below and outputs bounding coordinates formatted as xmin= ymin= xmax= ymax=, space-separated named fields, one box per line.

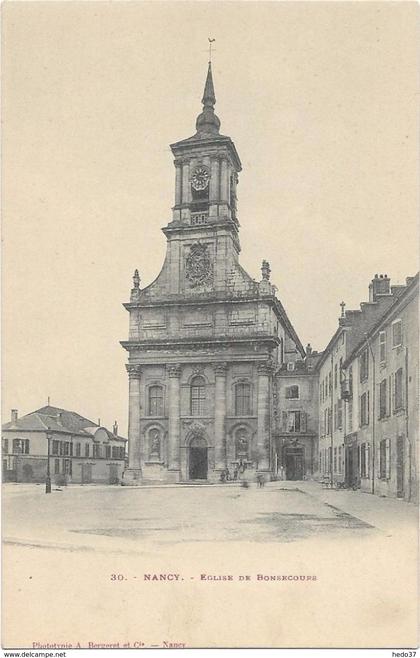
xmin=284 ymin=447 xmax=304 ymax=480
xmin=188 ymin=436 xmax=208 ymax=480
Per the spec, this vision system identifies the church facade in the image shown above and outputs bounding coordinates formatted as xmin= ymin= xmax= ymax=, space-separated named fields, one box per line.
xmin=121 ymin=64 xmax=309 ymax=484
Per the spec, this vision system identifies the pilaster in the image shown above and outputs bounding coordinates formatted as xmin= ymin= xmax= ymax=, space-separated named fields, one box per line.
xmin=168 ymin=364 xmax=182 ymax=474
xmin=214 ymin=362 xmax=227 ymax=470
xmin=257 ymin=361 xmax=273 ymax=472
xmin=122 ymin=364 xmax=142 ymax=485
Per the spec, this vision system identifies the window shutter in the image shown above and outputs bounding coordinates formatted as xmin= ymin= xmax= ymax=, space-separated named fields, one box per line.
xmin=402 ymin=369 xmax=405 ymax=409
xmin=367 ymin=391 xmax=370 ymax=423
xmin=388 ymin=375 xmax=392 ymax=415
xmin=301 ymin=412 xmax=307 ymax=433
xmin=282 ymin=411 xmax=288 ymax=431
xmin=391 ymin=374 xmax=395 ymax=413
xmin=386 ymin=438 xmax=391 ymax=479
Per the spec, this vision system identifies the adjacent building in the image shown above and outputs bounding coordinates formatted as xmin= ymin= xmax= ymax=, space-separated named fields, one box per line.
xmin=342 ymin=274 xmax=418 ymax=502
xmin=2 ymin=405 xmax=126 ymax=485
xmin=272 ymin=346 xmax=322 ymax=480
xmin=317 ymin=274 xmax=418 ymax=502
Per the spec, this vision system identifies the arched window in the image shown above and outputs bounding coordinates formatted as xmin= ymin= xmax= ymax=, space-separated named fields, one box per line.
xmin=149 ymin=386 xmax=163 ymax=416
xmin=235 ymin=383 xmax=251 ymax=415
xmin=191 ymin=376 xmax=206 ymax=416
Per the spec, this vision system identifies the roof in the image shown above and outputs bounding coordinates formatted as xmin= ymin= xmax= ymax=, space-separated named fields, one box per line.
xmin=2 ymin=405 xmax=127 ymax=442
xmin=343 ymin=272 xmax=418 ymax=366
xmin=315 ymin=274 xmax=418 ymax=371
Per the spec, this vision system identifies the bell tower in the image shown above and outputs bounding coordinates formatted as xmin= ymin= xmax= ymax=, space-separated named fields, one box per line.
xmin=169 ymin=62 xmax=241 ymax=230
xmin=160 ymin=62 xmax=243 ymax=296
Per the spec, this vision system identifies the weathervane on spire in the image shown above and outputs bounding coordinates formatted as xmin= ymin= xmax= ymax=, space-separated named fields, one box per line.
xmin=208 ymin=38 xmax=216 ymax=63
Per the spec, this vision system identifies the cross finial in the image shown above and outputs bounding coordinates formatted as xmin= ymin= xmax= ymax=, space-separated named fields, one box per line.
xmin=208 ymin=38 xmax=215 ymax=63
xmin=340 ymin=301 xmax=346 ymax=318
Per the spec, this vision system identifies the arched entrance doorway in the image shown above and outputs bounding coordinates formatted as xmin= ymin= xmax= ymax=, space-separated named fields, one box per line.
xmin=189 ymin=436 xmax=208 ymax=480
xmin=284 ymin=443 xmax=304 ymax=480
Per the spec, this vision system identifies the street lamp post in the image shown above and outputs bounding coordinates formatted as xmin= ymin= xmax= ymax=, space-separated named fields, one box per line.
xmin=46 ymin=431 xmax=52 ymax=494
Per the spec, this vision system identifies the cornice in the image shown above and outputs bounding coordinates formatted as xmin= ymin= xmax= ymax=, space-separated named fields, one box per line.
xmin=123 ymin=293 xmax=277 ymax=311
xmin=120 ymin=336 xmax=279 ymax=352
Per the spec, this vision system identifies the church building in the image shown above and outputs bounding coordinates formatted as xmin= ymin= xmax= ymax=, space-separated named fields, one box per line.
xmin=121 ymin=63 xmax=308 ymax=484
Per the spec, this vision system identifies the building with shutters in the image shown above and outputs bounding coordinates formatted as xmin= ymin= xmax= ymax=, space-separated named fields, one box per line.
xmin=2 ymin=405 xmax=126 ymax=485
xmin=340 ymin=274 xmax=418 ymax=502
xmin=316 ymin=273 xmax=418 ymax=502
xmin=272 ymin=347 xmax=322 ymax=480
xmin=121 ymin=63 xmax=314 ymax=485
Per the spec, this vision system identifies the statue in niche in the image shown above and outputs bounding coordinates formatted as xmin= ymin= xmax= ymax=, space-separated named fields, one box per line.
xmin=236 ymin=431 xmax=249 ymax=459
xmin=150 ymin=429 xmax=161 ymax=459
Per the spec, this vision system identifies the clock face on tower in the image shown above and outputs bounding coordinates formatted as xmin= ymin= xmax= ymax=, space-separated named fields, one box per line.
xmin=191 ymin=166 xmax=210 ymax=191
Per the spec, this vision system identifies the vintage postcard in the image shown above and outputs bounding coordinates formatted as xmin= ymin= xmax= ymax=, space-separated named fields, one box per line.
xmin=2 ymin=1 xmax=418 ymax=652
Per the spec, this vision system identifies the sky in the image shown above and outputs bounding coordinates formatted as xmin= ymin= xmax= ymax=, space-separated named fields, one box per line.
xmin=2 ymin=1 xmax=418 ymax=434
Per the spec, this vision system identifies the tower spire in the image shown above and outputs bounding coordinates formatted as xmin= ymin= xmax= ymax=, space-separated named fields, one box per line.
xmin=201 ymin=62 xmax=216 ymax=107
xmin=196 ymin=61 xmax=220 ymax=136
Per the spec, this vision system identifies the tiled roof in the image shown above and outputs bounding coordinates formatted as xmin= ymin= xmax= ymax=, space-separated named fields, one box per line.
xmin=2 ymin=405 xmax=127 ymax=441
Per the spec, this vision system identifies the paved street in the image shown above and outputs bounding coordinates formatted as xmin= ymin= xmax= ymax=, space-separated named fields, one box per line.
xmin=3 ymin=480 xmax=417 ymax=553
xmin=2 ymin=481 xmax=418 ymax=649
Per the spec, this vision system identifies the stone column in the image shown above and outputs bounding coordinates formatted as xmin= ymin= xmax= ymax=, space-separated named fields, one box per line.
xmin=214 ymin=362 xmax=227 ymax=470
xmin=174 ymin=160 xmax=182 ymax=206
xmin=122 ymin=364 xmax=142 ymax=485
xmin=181 ymin=162 xmax=190 ymax=204
xmin=168 ymin=364 xmax=181 ymax=473
xmin=220 ymin=159 xmax=228 ymax=201
xmin=210 ymin=159 xmax=220 ymax=201
xmin=209 ymin=158 xmax=220 ymax=220
xmin=257 ymin=362 xmax=272 ymax=471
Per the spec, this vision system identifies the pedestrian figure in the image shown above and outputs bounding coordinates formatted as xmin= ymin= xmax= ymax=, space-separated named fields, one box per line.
xmin=220 ymin=469 xmax=226 ymax=483
xmin=226 ymin=468 xmax=231 ymax=481
xmin=233 ymin=466 xmax=238 ymax=481
xmin=257 ymin=473 xmax=265 ymax=488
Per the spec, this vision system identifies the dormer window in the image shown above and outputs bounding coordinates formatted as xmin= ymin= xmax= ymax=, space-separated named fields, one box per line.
xmin=287 ymin=362 xmax=295 ymax=372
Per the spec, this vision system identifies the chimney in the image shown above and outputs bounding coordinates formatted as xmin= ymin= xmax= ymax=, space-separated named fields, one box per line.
xmin=11 ymin=409 xmax=18 ymax=423
xmin=306 ymin=343 xmax=312 ymax=355
xmin=97 ymin=418 xmax=101 ymax=427
xmin=113 ymin=421 xmax=118 ymax=436
xmin=369 ymin=274 xmax=390 ymax=302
